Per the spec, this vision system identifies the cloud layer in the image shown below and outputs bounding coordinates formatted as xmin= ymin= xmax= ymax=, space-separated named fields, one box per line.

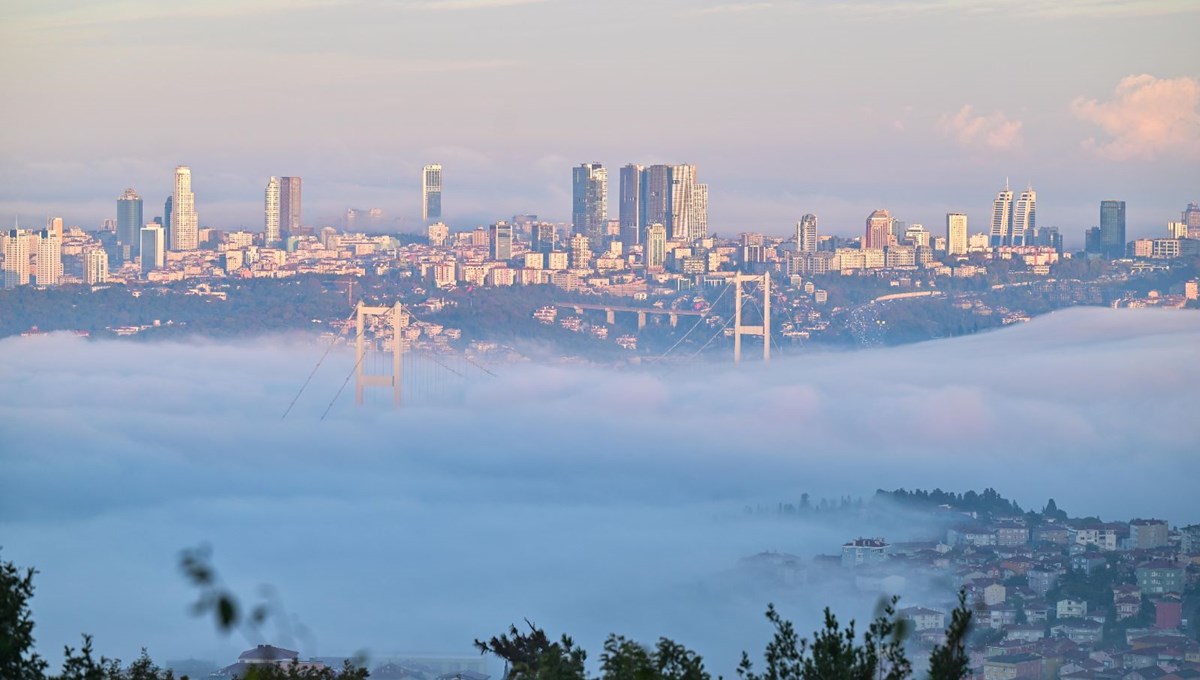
xmin=1 ymin=307 xmax=1198 ymax=670
xmin=940 ymin=105 xmax=1023 ymax=151
xmin=1072 ymin=74 xmax=1200 ymax=161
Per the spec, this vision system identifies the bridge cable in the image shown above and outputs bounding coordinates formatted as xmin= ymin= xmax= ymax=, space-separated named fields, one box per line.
xmin=281 ymin=308 xmax=357 ymax=420
xmin=657 ymin=282 xmax=732 ymax=360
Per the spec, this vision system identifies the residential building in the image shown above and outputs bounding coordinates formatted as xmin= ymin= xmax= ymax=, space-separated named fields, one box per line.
xmin=279 ymin=176 xmax=301 ymax=238
xmin=1057 ymin=598 xmax=1087 ymax=619
xmin=572 ymin=162 xmax=607 ymax=240
xmin=170 ymin=165 xmax=198 ymax=251
xmin=1128 ymin=519 xmax=1169 ymax=549
xmin=1135 ymin=560 xmax=1185 ymax=594
xmin=864 ymin=209 xmax=891 ymax=249
xmin=84 ymin=248 xmax=108 ymax=284
xmin=35 ymin=230 xmax=62 ymax=286
xmin=946 ymin=213 xmax=968 ymax=256
xmin=645 ymin=223 xmax=667 ymax=271
xmin=841 ymin=538 xmax=891 ymax=567
xmin=569 ymin=234 xmax=591 ymax=270
xmin=1010 ymin=186 xmax=1036 ymax=246
xmin=990 ymin=183 xmax=1013 ymax=248
xmin=690 ymin=182 xmax=708 ymax=241
xmin=423 ymin=164 xmax=442 ymax=221
xmin=983 ymin=653 xmax=1042 ymax=680
xmin=797 ymin=214 xmax=818 ymax=253
xmin=117 ymin=187 xmax=143 ymax=262
xmin=2 ymin=228 xmax=31 ymax=288
xmin=140 ymin=224 xmax=165 ymax=273
xmin=1099 ymin=200 xmax=1126 ymax=259
xmin=264 ymin=177 xmax=281 ymax=245
xmin=898 ymin=607 xmax=945 ymax=632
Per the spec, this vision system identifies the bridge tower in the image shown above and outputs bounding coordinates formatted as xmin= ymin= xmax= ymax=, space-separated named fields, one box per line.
xmin=733 ymin=273 xmax=770 ymax=364
xmin=355 ymin=301 xmax=405 ymax=406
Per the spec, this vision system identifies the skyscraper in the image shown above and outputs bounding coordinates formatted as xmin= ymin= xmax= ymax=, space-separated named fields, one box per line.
xmin=619 ymin=164 xmax=643 ymax=248
xmin=1183 ymin=202 xmax=1200 ymax=240
xmin=571 ymin=162 xmax=607 ymax=240
xmin=690 ymin=182 xmax=708 ymax=241
xmin=990 ymin=182 xmax=1014 ymax=248
xmin=3 ymin=228 xmax=31 ymax=288
xmin=423 ymin=164 xmax=442 ymax=221
xmin=140 ymin=224 xmax=165 ymax=273
xmin=170 ymin=166 xmax=198 ymax=251
xmin=117 ymin=188 xmax=143 ymax=263
xmin=279 ymin=177 xmax=302 ymax=238
xmin=797 ymin=214 xmax=818 ymax=253
xmin=533 ymin=222 xmax=556 ymax=254
xmin=163 ymin=196 xmax=172 ymax=249
xmin=1100 ymin=200 xmax=1126 ymax=259
xmin=946 ymin=213 xmax=968 ymax=256
xmin=864 ymin=209 xmax=891 ymax=249
xmin=490 ymin=221 xmax=513 ymax=261
xmin=36 ymin=230 xmax=62 ymax=286
xmin=640 ymin=165 xmax=671 ymax=230
xmin=1011 ymin=186 xmax=1036 ymax=247
xmin=645 ymin=223 xmax=667 ymax=271
xmin=668 ymin=164 xmax=695 ymax=241
xmin=264 ymin=177 xmax=281 ymax=245
xmin=46 ymin=217 xmax=63 ymax=240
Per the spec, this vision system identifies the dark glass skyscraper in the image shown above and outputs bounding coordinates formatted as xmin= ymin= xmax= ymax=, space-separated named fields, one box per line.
xmin=571 ymin=162 xmax=607 ymax=240
xmin=640 ymin=164 xmax=671 ymax=232
xmin=279 ymin=177 xmax=302 ymax=239
xmin=116 ymin=188 xmax=143 ymax=263
xmin=619 ymin=164 xmax=642 ymax=248
xmin=1100 ymin=200 xmax=1126 ymax=259
xmin=162 ymin=195 xmax=172 ymax=253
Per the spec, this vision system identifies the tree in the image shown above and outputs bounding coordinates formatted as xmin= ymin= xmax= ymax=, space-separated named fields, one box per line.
xmin=736 ymin=598 xmax=912 ymax=680
xmin=927 ymin=591 xmax=972 ymax=680
xmin=475 ymin=620 xmax=586 ymax=680
xmin=599 ymin=635 xmax=709 ymax=680
xmin=1 ymin=551 xmax=48 ymax=680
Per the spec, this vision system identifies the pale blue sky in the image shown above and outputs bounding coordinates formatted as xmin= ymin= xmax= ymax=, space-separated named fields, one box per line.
xmin=1 ymin=0 xmax=1197 ymax=241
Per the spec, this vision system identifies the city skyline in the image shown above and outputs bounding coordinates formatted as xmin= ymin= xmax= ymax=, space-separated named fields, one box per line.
xmin=0 ymin=2 xmax=1195 ymax=239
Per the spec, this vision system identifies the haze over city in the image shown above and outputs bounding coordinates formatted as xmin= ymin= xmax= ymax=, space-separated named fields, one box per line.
xmin=2 ymin=2 xmax=1200 ymax=680
xmin=2 ymin=0 xmax=1198 ymax=239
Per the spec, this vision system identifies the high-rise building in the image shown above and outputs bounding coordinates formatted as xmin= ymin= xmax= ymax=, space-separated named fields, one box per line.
xmin=1011 ymin=187 xmax=1036 ymax=247
xmin=427 ymin=222 xmax=449 ymax=247
xmin=490 ymin=221 xmax=513 ymax=261
xmin=170 ymin=166 xmax=198 ymax=251
xmin=84 ymin=248 xmax=108 ymax=284
xmin=279 ymin=177 xmax=302 ymax=238
xmin=864 ymin=209 xmax=891 ymax=249
xmin=571 ymin=162 xmax=607 ymax=240
xmin=1168 ymin=221 xmax=1188 ymax=239
xmin=163 ymin=196 xmax=172 ymax=249
xmin=569 ymin=233 xmax=591 ymax=269
xmin=140 ymin=224 xmax=165 ymax=273
xmin=619 ymin=164 xmax=643 ymax=248
xmin=946 ymin=213 xmax=968 ymax=256
xmin=3 ymin=228 xmax=31 ymax=288
xmin=35 ymin=230 xmax=62 ymax=286
xmin=264 ymin=177 xmax=281 ymax=245
xmin=668 ymin=164 xmax=695 ymax=241
xmin=797 ymin=214 xmax=818 ymax=253
xmin=641 ymin=165 xmax=671 ymax=230
xmin=690 ymin=182 xmax=708 ymax=241
xmin=116 ymin=188 xmax=143 ymax=263
xmin=423 ymin=164 xmax=442 ymax=221
xmin=46 ymin=217 xmax=63 ymax=240
xmin=533 ymin=222 xmax=556 ymax=253
xmin=1183 ymin=202 xmax=1200 ymax=240
xmin=645 ymin=223 xmax=667 ymax=271
xmin=1100 ymin=200 xmax=1126 ymax=259
xmin=990 ymin=182 xmax=1014 ymax=248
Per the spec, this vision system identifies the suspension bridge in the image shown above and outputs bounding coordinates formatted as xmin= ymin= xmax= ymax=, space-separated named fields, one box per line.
xmin=281 ymin=272 xmax=773 ymax=416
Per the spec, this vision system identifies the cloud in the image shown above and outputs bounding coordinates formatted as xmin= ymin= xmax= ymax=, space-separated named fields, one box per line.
xmin=1071 ymin=74 xmax=1200 ymax=161
xmin=822 ymin=0 xmax=1200 ymax=19
xmin=2 ymin=307 xmax=1198 ymax=670
xmin=939 ymin=105 xmax=1023 ymax=151
xmin=688 ymin=2 xmax=774 ymax=16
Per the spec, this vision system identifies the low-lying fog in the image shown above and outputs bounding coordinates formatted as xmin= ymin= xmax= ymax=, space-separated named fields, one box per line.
xmin=1 ymin=307 xmax=1197 ymax=673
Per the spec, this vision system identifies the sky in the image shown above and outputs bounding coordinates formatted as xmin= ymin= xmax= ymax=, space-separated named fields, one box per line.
xmin=2 ymin=307 xmax=1199 ymax=670
xmin=0 ymin=0 xmax=1198 ymax=243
